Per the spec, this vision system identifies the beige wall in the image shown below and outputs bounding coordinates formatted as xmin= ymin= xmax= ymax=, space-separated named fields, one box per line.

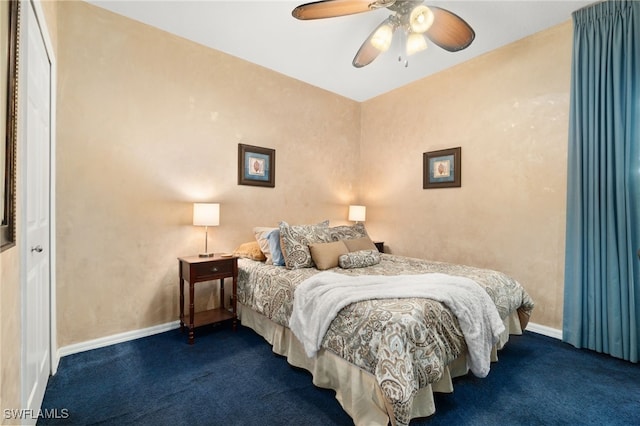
xmin=0 ymin=246 xmax=20 ymax=423
xmin=361 ymin=23 xmax=571 ymax=328
xmin=55 ymin=2 xmax=361 ymax=346
xmin=2 ymin=0 xmax=572 ymax=376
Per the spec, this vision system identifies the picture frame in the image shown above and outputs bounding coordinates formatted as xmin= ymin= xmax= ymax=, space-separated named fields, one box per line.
xmin=423 ymin=147 xmax=461 ymax=189
xmin=1 ymin=0 xmax=19 ymax=252
xmin=238 ymin=143 xmax=275 ymax=188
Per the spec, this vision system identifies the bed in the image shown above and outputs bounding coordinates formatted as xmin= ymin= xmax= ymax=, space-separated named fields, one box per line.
xmin=234 ymin=221 xmax=534 ymax=426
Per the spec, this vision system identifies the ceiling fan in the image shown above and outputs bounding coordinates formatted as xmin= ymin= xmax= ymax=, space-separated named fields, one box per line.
xmin=292 ymin=0 xmax=475 ymax=68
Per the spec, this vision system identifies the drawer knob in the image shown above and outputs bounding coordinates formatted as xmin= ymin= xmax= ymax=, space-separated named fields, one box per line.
xmin=211 ymin=267 xmax=218 ymax=272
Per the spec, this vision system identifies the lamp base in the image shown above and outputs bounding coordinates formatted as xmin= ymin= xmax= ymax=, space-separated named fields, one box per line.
xmin=198 ymin=252 xmax=215 ymax=258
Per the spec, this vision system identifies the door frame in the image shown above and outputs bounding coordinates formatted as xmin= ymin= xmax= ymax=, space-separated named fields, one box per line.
xmin=19 ymin=0 xmax=58 ymax=412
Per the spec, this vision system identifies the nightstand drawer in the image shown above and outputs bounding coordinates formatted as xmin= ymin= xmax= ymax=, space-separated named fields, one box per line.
xmin=191 ymin=258 xmax=234 ymax=280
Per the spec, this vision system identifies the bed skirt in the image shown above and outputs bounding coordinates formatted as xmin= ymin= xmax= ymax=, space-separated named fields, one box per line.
xmin=238 ymin=303 xmax=523 ymax=426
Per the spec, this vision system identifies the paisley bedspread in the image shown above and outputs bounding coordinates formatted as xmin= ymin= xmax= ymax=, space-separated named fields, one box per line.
xmin=237 ymin=254 xmax=534 ymax=426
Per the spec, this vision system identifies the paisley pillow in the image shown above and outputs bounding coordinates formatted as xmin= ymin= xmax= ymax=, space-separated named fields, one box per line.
xmin=338 ymin=249 xmax=381 ymax=269
xmin=279 ymin=220 xmax=330 ymax=269
xmin=328 ymin=222 xmax=368 ymax=241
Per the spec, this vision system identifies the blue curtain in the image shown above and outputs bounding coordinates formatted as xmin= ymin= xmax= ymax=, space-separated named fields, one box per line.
xmin=564 ymin=0 xmax=640 ymax=362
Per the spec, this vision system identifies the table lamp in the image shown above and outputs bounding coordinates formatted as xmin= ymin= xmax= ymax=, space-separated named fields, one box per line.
xmin=193 ymin=203 xmax=219 ymax=257
xmin=348 ymin=205 xmax=366 ymax=223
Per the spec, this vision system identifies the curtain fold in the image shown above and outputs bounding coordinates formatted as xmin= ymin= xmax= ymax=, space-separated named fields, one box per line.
xmin=563 ymin=0 xmax=640 ymax=362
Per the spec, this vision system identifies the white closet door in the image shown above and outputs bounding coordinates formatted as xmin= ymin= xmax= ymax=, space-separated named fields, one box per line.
xmin=22 ymin=0 xmax=52 ymax=420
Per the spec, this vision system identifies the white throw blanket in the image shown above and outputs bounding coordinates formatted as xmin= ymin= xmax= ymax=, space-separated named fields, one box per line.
xmin=289 ymin=271 xmax=505 ymax=377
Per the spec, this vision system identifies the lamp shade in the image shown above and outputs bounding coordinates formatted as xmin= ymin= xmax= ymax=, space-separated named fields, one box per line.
xmin=370 ymin=23 xmax=393 ymax=52
xmin=406 ymin=33 xmax=428 ymax=56
xmin=409 ymin=5 xmax=434 ymax=33
xmin=348 ymin=205 xmax=366 ymax=222
xmin=193 ymin=203 xmax=220 ymax=226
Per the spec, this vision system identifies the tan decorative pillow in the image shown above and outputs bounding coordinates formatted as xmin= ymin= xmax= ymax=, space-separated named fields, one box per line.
xmin=233 ymin=241 xmax=266 ymax=261
xmin=343 ymin=236 xmax=378 ymax=252
xmin=253 ymin=226 xmax=277 ymax=264
xmin=309 ymin=240 xmax=348 ymax=270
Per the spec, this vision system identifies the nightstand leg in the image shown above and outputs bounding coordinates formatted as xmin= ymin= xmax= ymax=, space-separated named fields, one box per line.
xmin=179 ymin=276 xmax=185 ymax=333
xmin=188 ymin=282 xmax=195 ymax=345
xmin=232 ymin=270 xmax=238 ymax=331
xmin=219 ymin=278 xmax=225 ymax=310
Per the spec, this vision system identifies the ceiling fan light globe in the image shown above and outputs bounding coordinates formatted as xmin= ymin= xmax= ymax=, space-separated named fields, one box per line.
xmin=409 ymin=5 xmax=434 ymax=33
xmin=370 ymin=24 xmax=394 ymax=51
xmin=406 ymin=32 xmax=428 ymax=56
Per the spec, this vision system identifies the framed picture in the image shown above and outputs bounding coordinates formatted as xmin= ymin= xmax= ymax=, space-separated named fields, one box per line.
xmin=238 ymin=143 xmax=275 ymax=188
xmin=423 ymin=147 xmax=461 ymax=189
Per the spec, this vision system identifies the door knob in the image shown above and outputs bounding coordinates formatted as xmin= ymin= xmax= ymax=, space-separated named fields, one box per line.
xmin=31 ymin=245 xmax=43 ymax=253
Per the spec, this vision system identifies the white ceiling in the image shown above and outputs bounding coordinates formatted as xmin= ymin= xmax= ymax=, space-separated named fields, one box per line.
xmin=88 ymin=0 xmax=593 ymax=102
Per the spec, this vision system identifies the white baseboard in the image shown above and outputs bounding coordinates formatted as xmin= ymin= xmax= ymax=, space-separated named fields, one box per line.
xmin=57 ymin=321 xmax=180 ymax=358
xmin=526 ymin=322 xmax=563 ymax=340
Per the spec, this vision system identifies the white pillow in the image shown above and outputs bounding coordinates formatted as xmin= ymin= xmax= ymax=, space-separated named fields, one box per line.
xmin=253 ymin=226 xmax=277 ymax=264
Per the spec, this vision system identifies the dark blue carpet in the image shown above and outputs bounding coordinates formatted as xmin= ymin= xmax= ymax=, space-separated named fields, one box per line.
xmin=39 ymin=325 xmax=640 ymax=425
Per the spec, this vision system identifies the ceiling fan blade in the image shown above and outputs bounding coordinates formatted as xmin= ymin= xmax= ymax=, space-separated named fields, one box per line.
xmin=352 ymin=17 xmax=397 ymax=68
xmin=292 ymin=0 xmax=395 ymax=20
xmin=424 ymin=6 xmax=475 ymax=52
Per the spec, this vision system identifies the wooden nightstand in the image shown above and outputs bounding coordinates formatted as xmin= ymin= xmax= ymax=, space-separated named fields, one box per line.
xmin=178 ymin=255 xmax=238 ymax=344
